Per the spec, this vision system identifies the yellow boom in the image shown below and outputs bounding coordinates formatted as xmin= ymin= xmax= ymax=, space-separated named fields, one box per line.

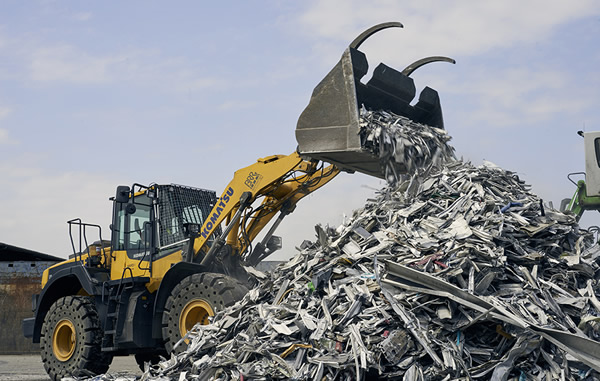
xmin=193 ymin=151 xmax=339 ymax=266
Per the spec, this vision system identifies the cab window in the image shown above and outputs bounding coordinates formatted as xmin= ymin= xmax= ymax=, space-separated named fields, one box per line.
xmin=129 ymin=202 xmax=151 ymax=251
xmin=113 ymin=208 xmax=126 ymax=251
xmin=112 ymin=194 xmax=153 ymax=255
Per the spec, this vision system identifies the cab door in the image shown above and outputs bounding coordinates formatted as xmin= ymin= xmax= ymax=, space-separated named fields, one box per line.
xmin=110 ymin=190 xmax=155 ymax=280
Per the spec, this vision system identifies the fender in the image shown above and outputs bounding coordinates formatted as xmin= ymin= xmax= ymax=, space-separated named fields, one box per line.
xmin=29 ymin=262 xmax=106 ymax=342
xmin=151 ymin=262 xmax=209 ymax=339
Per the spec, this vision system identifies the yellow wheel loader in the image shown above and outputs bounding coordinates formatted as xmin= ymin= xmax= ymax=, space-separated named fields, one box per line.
xmin=22 ymin=23 xmax=454 ymax=380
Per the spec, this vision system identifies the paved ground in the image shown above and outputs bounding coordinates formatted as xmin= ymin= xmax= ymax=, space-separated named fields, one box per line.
xmin=0 ymin=354 xmax=142 ymax=380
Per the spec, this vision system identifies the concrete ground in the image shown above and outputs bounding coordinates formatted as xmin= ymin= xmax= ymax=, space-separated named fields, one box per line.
xmin=0 ymin=354 xmax=142 ymax=381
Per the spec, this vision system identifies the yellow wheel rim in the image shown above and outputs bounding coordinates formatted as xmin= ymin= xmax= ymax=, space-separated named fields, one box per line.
xmin=52 ymin=319 xmax=76 ymax=362
xmin=179 ymin=299 xmax=214 ymax=339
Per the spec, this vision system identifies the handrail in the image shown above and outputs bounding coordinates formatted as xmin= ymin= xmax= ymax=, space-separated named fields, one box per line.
xmin=67 ymin=218 xmax=106 ymax=266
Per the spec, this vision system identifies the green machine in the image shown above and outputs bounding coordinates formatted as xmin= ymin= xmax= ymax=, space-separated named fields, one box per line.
xmin=561 ymin=131 xmax=600 ymax=221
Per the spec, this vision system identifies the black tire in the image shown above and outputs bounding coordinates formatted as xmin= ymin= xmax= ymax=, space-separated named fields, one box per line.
xmin=40 ymin=296 xmax=113 ymax=381
xmin=161 ymin=272 xmax=248 ymax=354
xmin=134 ymin=350 xmax=168 ymax=372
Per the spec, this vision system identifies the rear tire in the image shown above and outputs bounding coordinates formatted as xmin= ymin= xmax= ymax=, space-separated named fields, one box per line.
xmin=40 ymin=296 xmax=113 ymax=381
xmin=161 ymin=272 xmax=248 ymax=354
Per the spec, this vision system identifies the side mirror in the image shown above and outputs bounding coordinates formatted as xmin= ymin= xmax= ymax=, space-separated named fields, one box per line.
xmin=183 ymin=223 xmax=200 ymax=237
xmin=115 ymin=186 xmax=130 ymax=203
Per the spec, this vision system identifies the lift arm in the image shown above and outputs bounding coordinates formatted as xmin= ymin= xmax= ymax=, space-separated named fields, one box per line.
xmin=192 ymin=152 xmax=339 ymax=265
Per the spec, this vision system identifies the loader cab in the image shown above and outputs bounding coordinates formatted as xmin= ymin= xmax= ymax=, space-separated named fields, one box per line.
xmin=110 ymin=184 xmax=220 ymax=265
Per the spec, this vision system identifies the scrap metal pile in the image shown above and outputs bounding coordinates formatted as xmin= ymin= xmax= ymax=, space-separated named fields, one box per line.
xmin=72 ymin=115 xmax=600 ymax=381
xmin=131 ymin=156 xmax=600 ymax=379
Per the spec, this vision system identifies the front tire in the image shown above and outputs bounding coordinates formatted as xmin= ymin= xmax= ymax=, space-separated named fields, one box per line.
xmin=161 ymin=272 xmax=248 ymax=353
xmin=40 ymin=296 xmax=113 ymax=381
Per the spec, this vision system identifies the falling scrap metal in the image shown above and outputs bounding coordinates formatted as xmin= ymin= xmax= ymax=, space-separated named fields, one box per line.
xmin=359 ymin=108 xmax=455 ymax=184
xmin=70 ymin=118 xmax=600 ymax=380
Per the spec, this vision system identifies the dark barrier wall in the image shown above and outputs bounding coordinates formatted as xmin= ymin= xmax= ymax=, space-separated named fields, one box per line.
xmin=0 ymin=261 xmax=57 ymax=354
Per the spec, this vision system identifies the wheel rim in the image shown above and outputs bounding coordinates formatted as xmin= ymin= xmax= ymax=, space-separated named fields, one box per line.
xmin=179 ymin=299 xmax=214 ymax=339
xmin=52 ymin=319 xmax=76 ymax=362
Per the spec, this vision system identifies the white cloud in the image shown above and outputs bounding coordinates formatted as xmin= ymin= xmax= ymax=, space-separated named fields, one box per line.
xmin=298 ymin=0 xmax=600 ymax=61
xmin=26 ymin=42 xmax=232 ymax=97
xmin=73 ymin=12 xmax=92 ymax=21
xmin=0 ymin=163 xmax=123 ymax=257
xmin=0 ymin=106 xmax=10 ymax=120
xmin=0 ymin=128 xmax=15 ymax=144
xmin=0 ymin=107 xmax=17 ymax=144
xmin=29 ymin=44 xmax=127 ymax=84
xmin=447 ymin=67 xmax=594 ymax=127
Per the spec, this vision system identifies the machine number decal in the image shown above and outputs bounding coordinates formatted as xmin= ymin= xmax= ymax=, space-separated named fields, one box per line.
xmin=245 ymin=172 xmax=263 ymax=190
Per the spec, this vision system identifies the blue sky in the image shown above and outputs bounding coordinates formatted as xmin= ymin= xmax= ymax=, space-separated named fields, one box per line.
xmin=1 ymin=1 xmax=599 ymax=259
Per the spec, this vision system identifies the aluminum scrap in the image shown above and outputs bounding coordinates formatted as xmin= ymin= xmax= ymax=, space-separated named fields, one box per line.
xmin=123 ymin=158 xmax=600 ymax=380
xmin=62 ymin=375 xmax=139 ymax=381
xmin=358 ymin=107 xmax=456 ymax=183
xmin=78 ymin=115 xmax=600 ymax=380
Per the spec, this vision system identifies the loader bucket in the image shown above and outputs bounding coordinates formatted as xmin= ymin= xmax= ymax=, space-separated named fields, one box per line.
xmin=296 ymin=22 xmax=455 ymax=179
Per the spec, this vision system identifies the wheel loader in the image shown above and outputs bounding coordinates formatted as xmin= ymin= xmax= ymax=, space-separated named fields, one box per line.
xmin=22 ymin=23 xmax=455 ymax=380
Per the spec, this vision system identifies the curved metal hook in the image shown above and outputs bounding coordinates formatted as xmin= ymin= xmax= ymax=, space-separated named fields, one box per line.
xmin=349 ymin=22 xmax=404 ymax=50
xmin=401 ymin=56 xmax=456 ymax=77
